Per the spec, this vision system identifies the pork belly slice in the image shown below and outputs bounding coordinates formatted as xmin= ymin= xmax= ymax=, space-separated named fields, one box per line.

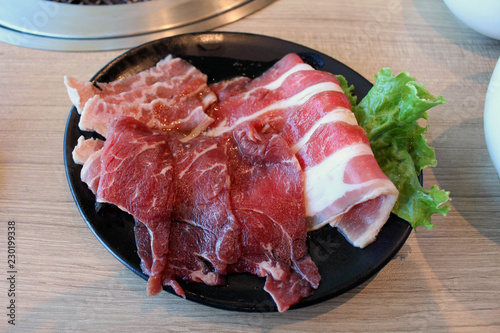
xmin=206 ymin=53 xmax=342 ymax=136
xmin=225 ymin=125 xmax=320 ymax=312
xmin=282 ymin=99 xmax=398 ymax=248
xmin=65 ymin=55 xmax=205 ymax=112
xmin=64 ymin=54 xmax=216 ymax=138
xmin=79 ymin=94 xmax=214 ymax=139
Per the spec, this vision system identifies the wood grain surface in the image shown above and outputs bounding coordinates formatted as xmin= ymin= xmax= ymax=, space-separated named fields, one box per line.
xmin=0 ymin=0 xmax=499 ymax=332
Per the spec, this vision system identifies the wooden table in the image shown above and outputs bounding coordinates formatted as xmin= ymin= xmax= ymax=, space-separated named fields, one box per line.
xmin=1 ymin=0 xmax=499 ymax=331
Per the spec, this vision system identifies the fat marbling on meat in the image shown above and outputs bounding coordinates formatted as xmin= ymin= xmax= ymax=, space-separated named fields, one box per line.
xmin=74 ymin=117 xmax=175 ymax=296
xmin=207 ymin=53 xmax=398 ymax=248
xmin=65 ymin=55 xmax=216 ymax=139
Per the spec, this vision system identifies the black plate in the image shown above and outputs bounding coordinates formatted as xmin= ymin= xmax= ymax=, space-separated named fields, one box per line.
xmin=64 ymin=32 xmax=412 ymax=312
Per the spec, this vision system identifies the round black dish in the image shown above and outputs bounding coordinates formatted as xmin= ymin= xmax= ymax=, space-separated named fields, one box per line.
xmin=63 ymin=32 xmax=412 ymax=312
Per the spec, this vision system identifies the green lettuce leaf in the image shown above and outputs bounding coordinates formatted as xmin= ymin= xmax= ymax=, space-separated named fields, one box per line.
xmin=336 ymin=74 xmax=357 ymax=109
xmin=339 ymin=68 xmax=450 ymax=229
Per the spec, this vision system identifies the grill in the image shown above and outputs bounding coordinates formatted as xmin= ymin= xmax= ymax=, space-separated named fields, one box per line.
xmin=0 ymin=0 xmax=276 ymax=51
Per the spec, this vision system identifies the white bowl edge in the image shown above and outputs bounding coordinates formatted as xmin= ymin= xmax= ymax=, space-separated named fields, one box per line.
xmin=484 ymin=57 xmax=500 ymax=178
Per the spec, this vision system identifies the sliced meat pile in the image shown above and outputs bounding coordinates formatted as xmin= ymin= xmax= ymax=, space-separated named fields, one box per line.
xmin=67 ymin=53 xmax=398 ymax=312
xmin=73 ymin=117 xmax=317 ymax=312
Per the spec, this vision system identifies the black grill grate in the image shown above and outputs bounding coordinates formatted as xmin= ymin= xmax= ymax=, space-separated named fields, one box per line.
xmin=49 ymin=0 xmax=150 ymax=5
